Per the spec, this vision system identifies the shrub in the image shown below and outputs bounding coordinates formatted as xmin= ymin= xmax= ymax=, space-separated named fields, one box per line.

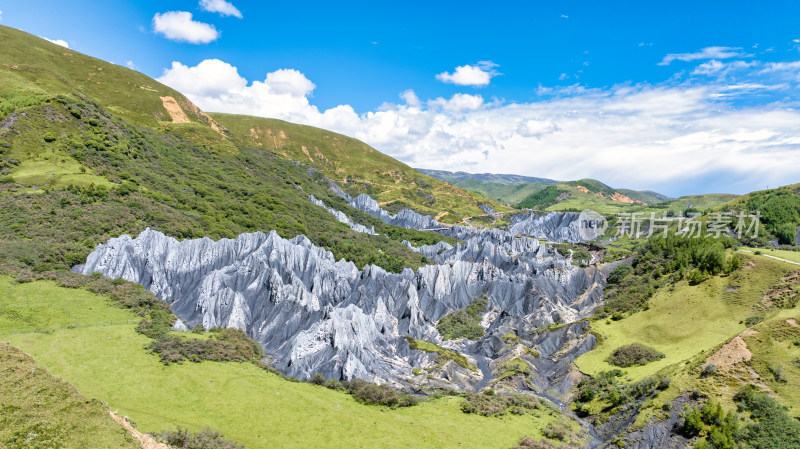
xmin=607 ymin=343 xmax=665 ymax=367
xmin=541 ymin=422 xmax=569 ymax=441
xmin=701 ymin=363 xmax=717 ymax=377
xmin=343 ymin=379 xmax=417 ymax=408
xmin=154 ymin=427 xmax=244 ymax=449
xmin=149 ymin=327 xmax=262 ymax=365
xmin=607 ymin=265 xmax=632 ymax=284
xmin=436 ymin=297 xmax=487 ymax=340
xmin=460 ymin=392 xmax=540 ymax=417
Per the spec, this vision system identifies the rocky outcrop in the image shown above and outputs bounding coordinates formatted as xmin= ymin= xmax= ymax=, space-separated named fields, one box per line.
xmin=509 ymin=212 xmax=585 ymax=243
xmin=348 ymin=194 xmax=439 ymax=230
xmin=80 ymin=225 xmax=605 ymax=388
xmin=308 ymin=195 xmax=376 ymax=235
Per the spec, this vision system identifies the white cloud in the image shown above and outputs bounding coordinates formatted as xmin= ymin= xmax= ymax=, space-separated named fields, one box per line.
xmin=0 ymin=10 xmax=3 ymax=22
xmin=153 ymin=11 xmax=219 ymax=44
xmin=157 ymin=58 xmax=800 ymax=196
xmin=42 ymin=37 xmax=69 ymax=48
xmin=692 ymin=60 xmax=756 ymax=76
xmin=199 ymin=0 xmax=242 ymax=18
xmin=435 ymin=61 xmax=499 ymax=87
xmin=126 ymin=60 xmax=136 ymax=69
xmin=659 ymin=46 xmax=747 ymax=65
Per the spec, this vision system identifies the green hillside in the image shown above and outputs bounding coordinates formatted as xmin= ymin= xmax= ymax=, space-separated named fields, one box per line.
xmin=721 ymin=183 xmax=800 ymax=244
xmin=210 ymin=113 xmax=506 ymax=223
xmin=0 ymin=25 xmax=473 ymax=274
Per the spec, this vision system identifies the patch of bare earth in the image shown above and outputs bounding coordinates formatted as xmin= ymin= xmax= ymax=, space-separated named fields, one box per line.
xmin=159 ymin=96 xmax=190 ymax=123
xmin=787 ymin=318 xmax=798 ymax=327
xmin=707 ymin=335 xmax=752 ymax=369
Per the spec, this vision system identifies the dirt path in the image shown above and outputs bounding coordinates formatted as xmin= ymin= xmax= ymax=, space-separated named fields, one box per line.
xmin=739 ymin=250 xmax=800 ymax=266
xmin=109 ymin=412 xmax=172 ymax=449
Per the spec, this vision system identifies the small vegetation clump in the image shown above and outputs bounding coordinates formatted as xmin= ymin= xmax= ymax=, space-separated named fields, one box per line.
xmin=553 ymin=243 xmax=593 ymax=266
xmin=404 ymin=336 xmax=476 ymax=371
xmin=148 ymin=327 xmax=263 ymax=365
xmin=572 ymin=370 xmax=670 ymax=417
xmin=495 ymin=358 xmax=532 ymax=381
xmin=682 ymin=386 xmax=800 ymax=449
xmin=308 ymin=374 xmax=417 ymax=408
xmin=153 ymin=428 xmax=245 ymax=449
xmin=606 ymin=343 xmax=665 ymax=367
xmin=436 ymin=297 xmax=488 ymax=340
xmin=460 ymin=392 xmax=543 ymax=417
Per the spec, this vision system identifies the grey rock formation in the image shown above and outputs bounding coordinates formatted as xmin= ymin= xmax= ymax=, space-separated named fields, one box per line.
xmin=172 ymin=318 xmax=189 ymax=332
xmin=308 ymin=195 xmax=376 ymax=235
xmin=81 ymin=225 xmax=605 ymax=389
xmin=509 ymin=212 xmax=585 ymax=243
xmin=348 ymin=194 xmax=439 ymax=230
xmin=479 ymin=204 xmax=496 ymax=217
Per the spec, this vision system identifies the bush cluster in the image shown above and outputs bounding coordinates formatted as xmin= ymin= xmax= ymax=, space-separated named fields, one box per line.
xmin=436 ymin=297 xmax=487 ymax=340
xmin=149 ymin=327 xmax=263 ymax=365
xmin=460 ymin=392 xmax=542 ymax=417
xmin=153 ymin=428 xmax=244 ymax=449
xmin=606 ymin=343 xmax=665 ymax=367
xmin=308 ymin=374 xmax=417 ymax=408
xmin=573 ymin=370 xmax=670 ymax=416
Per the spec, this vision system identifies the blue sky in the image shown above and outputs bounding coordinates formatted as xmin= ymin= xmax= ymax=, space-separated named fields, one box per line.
xmin=3 ymin=1 xmax=800 ymax=196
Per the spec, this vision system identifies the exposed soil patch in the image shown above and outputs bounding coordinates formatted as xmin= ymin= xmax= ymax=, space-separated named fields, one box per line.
xmin=159 ymin=96 xmax=190 ymax=123
xmin=707 ymin=335 xmax=752 ymax=369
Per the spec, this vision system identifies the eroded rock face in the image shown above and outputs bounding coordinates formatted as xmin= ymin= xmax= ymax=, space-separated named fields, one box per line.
xmin=349 ymin=193 xmax=439 ymax=230
xmin=308 ymin=195 xmax=376 ymax=235
xmin=80 ymin=225 xmax=605 ymax=389
xmin=509 ymin=212 xmax=584 ymax=243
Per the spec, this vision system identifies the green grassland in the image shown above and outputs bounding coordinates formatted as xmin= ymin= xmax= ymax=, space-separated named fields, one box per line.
xmin=575 ymin=253 xmax=794 ymax=380
xmin=0 ymin=277 xmax=560 ymax=449
xmin=0 ymin=343 xmax=138 ymax=449
xmin=210 ymin=113 xmax=508 ymax=223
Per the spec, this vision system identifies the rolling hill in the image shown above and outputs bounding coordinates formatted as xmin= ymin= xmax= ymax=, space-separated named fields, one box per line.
xmin=417 ymin=168 xmax=672 ymax=210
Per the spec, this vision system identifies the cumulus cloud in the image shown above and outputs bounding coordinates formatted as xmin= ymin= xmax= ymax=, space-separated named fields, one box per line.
xmin=659 ymin=46 xmax=747 ymax=65
xmin=0 ymin=10 xmax=3 ymax=22
xmin=42 ymin=37 xmax=69 ymax=48
xmin=153 ymin=11 xmax=219 ymax=44
xmin=199 ymin=0 xmax=242 ymax=18
xmin=435 ymin=61 xmax=499 ymax=86
xmin=157 ymin=58 xmax=800 ymax=196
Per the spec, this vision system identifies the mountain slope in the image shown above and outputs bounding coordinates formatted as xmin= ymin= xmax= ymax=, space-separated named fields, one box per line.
xmin=210 ymin=114 xmax=505 ymax=222
xmin=0 ymin=26 xmax=469 ymax=275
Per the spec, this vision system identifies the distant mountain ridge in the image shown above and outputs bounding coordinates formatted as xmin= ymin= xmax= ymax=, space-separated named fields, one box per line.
xmin=415 ymin=168 xmax=558 ymax=185
xmin=417 ymin=168 xmax=673 ymax=207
